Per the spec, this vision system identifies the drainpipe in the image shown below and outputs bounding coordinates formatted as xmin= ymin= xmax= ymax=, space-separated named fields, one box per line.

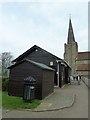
xmin=56 ymin=60 xmax=61 ymax=87
xmin=57 ymin=62 xmax=59 ymax=87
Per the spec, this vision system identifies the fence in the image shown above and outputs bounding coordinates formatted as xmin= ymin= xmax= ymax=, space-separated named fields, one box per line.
xmin=82 ymin=77 xmax=90 ymax=88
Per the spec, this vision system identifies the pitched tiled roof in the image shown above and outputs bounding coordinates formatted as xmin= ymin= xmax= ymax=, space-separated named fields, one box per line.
xmin=12 ymin=45 xmax=62 ymax=62
xmin=12 ymin=45 xmax=70 ymax=69
xmin=78 ymin=52 xmax=90 ymax=60
xmin=76 ymin=64 xmax=90 ymax=71
xmin=8 ymin=59 xmax=55 ymax=71
xmin=26 ymin=59 xmax=55 ymax=71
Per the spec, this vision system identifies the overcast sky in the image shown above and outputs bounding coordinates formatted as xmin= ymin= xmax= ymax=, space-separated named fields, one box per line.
xmin=0 ymin=1 xmax=88 ymax=59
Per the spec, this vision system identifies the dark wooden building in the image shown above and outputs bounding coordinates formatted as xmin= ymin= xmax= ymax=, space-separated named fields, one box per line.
xmin=12 ymin=45 xmax=71 ymax=88
xmin=8 ymin=59 xmax=55 ymax=99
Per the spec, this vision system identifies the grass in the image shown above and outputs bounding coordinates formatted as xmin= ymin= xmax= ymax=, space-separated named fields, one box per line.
xmin=2 ymin=92 xmax=41 ymax=110
xmin=0 ymin=91 xmax=2 ymax=108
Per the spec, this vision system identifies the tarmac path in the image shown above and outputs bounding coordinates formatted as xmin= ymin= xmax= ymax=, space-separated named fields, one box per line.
xmin=2 ymin=80 xmax=88 ymax=118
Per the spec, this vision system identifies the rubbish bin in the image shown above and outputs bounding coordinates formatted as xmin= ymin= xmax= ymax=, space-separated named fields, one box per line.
xmin=23 ymin=76 xmax=36 ymax=102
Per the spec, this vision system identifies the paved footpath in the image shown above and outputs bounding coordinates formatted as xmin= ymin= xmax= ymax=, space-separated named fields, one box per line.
xmin=2 ymin=80 xmax=88 ymax=118
xmin=33 ymin=86 xmax=75 ymax=112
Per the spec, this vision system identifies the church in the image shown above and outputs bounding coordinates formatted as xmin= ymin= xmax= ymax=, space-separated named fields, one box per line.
xmin=64 ymin=18 xmax=90 ymax=78
xmin=8 ymin=17 xmax=89 ymax=99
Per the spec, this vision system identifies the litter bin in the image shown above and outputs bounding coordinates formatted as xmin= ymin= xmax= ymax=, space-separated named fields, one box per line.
xmin=23 ymin=76 xmax=36 ymax=102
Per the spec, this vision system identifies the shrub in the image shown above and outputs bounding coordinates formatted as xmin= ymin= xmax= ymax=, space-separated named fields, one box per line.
xmin=2 ymin=77 xmax=9 ymax=91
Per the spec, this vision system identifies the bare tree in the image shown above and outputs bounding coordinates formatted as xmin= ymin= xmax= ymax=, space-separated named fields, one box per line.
xmin=0 ymin=53 xmax=2 ymax=76
xmin=2 ymin=52 xmax=13 ymax=77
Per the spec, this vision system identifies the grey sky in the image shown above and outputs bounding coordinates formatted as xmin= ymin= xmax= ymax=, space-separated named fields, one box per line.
xmin=0 ymin=1 xmax=88 ymax=59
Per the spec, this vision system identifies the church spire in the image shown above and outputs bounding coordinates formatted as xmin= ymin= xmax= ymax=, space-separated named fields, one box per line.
xmin=67 ymin=18 xmax=75 ymax=44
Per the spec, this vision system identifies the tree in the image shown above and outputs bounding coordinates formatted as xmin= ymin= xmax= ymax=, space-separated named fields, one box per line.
xmin=2 ymin=52 xmax=13 ymax=77
xmin=0 ymin=53 xmax=2 ymax=76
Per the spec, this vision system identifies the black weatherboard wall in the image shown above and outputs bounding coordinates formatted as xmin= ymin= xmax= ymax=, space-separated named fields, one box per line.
xmin=12 ymin=45 xmax=71 ymax=87
xmin=8 ymin=59 xmax=55 ymax=99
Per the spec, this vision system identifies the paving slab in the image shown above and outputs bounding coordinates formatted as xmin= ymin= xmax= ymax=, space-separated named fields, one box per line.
xmin=33 ymin=85 xmax=76 ymax=112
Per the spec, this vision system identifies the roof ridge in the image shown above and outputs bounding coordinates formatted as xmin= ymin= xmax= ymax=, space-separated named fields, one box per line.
xmin=9 ymin=58 xmax=55 ymax=71
xmin=25 ymin=59 xmax=55 ymax=71
xmin=12 ymin=45 xmax=61 ymax=62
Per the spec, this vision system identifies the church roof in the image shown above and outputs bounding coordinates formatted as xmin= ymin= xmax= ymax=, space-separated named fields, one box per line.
xmin=78 ymin=52 xmax=90 ymax=60
xmin=67 ymin=18 xmax=75 ymax=44
xmin=76 ymin=64 xmax=90 ymax=71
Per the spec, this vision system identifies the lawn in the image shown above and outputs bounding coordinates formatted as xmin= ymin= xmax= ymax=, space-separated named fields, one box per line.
xmin=0 ymin=91 xmax=2 ymax=108
xmin=2 ymin=92 xmax=41 ymax=110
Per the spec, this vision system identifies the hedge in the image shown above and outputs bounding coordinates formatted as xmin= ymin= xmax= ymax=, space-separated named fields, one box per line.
xmin=2 ymin=77 xmax=9 ymax=91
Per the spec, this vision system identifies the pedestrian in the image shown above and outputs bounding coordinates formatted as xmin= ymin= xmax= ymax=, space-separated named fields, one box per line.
xmin=79 ymin=75 xmax=81 ymax=80
xmin=68 ymin=76 xmax=71 ymax=85
xmin=73 ymin=76 xmax=75 ymax=80
xmin=77 ymin=75 xmax=80 ymax=85
xmin=76 ymin=76 xmax=78 ymax=81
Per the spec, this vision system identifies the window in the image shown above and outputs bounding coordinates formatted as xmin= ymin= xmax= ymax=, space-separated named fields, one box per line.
xmin=35 ymin=49 xmax=38 ymax=52
xmin=50 ymin=61 xmax=53 ymax=66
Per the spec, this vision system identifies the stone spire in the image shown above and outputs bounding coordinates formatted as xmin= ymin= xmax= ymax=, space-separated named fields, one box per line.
xmin=67 ymin=18 xmax=75 ymax=44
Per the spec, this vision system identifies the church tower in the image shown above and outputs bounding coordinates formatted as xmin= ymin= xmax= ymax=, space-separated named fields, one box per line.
xmin=64 ymin=18 xmax=78 ymax=75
